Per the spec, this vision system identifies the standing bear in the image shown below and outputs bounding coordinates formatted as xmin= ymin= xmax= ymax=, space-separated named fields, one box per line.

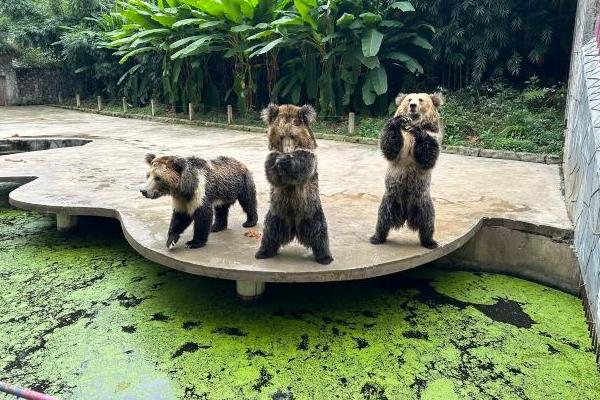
xmin=141 ymin=154 xmax=258 ymax=249
xmin=369 ymin=93 xmax=444 ymax=249
xmin=255 ymin=104 xmax=334 ymax=265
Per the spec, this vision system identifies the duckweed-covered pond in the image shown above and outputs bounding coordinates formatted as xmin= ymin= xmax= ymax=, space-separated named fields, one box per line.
xmin=0 ymin=182 xmax=598 ymax=400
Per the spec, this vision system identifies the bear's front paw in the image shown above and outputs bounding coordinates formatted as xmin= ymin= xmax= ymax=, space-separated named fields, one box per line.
xmin=369 ymin=235 xmax=386 ymax=245
xmin=185 ymin=239 xmax=206 ymax=249
xmin=166 ymin=233 xmax=180 ymax=248
xmin=388 ymin=116 xmax=410 ymax=130
xmin=315 ymin=255 xmax=334 ymax=265
xmin=274 ymin=156 xmax=292 ymax=173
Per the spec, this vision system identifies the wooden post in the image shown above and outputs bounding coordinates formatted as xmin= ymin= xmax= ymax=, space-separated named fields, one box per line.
xmin=150 ymin=99 xmax=155 ymax=116
xmin=348 ymin=112 xmax=355 ymax=135
xmin=227 ymin=105 xmax=233 ymax=124
xmin=76 ymin=94 xmax=80 ymax=108
xmin=58 ymin=92 xmax=62 ymax=105
xmin=122 ymin=97 xmax=127 ymax=113
xmin=97 ymin=96 xmax=102 ymax=111
xmin=188 ymin=103 xmax=194 ymax=121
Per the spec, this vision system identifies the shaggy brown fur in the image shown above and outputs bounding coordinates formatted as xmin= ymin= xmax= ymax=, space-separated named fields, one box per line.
xmin=262 ymin=104 xmax=317 ymax=152
xmin=370 ymin=93 xmax=443 ymax=249
xmin=141 ymin=153 xmax=258 ymax=249
xmin=256 ymin=104 xmax=333 ymax=264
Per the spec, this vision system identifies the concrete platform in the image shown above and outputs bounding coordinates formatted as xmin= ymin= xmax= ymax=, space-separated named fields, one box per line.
xmin=0 ymin=106 xmax=572 ymax=289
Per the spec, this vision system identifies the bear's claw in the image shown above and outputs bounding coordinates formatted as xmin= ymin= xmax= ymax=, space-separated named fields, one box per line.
xmin=210 ymin=224 xmax=227 ymax=232
xmin=421 ymin=240 xmax=439 ymax=249
xmin=166 ymin=233 xmax=180 ymax=248
xmin=315 ymin=255 xmax=334 ymax=265
xmin=255 ymin=249 xmax=277 ymax=259
xmin=369 ymin=235 xmax=386 ymax=245
xmin=185 ymin=240 xmax=206 ymax=249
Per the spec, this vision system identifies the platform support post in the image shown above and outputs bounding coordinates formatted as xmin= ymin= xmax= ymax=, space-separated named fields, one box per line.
xmin=97 ymin=96 xmax=102 ymax=111
xmin=122 ymin=97 xmax=127 ymax=113
xmin=236 ymin=280 xmax=265 ymax=303
xmin=56 ymin=213 xmax=78 ymax=233
xmin=189 ymin=103 xmax=194 ymax=121
xmin=150 ymin=99 xmax=155 ymax=116
xmin=76 ymin=94 xmax=80 ymax=108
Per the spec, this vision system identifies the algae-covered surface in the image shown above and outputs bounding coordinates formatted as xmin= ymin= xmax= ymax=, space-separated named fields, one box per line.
xmin=0 ymin=182 xmax=598 ymax=400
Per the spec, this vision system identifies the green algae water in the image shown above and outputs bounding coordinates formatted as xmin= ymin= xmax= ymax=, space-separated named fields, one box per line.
xmin=0 ymin=182 xmax=598 ymax=400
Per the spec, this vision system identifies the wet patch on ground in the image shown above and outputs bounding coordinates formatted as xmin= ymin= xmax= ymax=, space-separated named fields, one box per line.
xmin=0 ymin=182 xmax=599 ymax=399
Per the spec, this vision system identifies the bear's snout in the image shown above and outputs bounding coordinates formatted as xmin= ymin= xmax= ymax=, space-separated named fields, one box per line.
xmin=140 ymin=188 xmax=149 ymax=197
xmin=409 ymin=103 xmax=418 ymax=111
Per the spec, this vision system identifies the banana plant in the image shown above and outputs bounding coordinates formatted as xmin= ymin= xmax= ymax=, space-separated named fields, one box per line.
xmin=246 ymin=0 xmax=431 ymax=114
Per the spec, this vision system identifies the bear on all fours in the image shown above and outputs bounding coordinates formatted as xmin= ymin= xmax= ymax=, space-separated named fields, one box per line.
xmin=141 ymin=153 xmax=258 ymax=249
xmin=370 ymin=92 xmax=444 ymax=249
xmin=255 ymin=103 xmax=334 ymax=265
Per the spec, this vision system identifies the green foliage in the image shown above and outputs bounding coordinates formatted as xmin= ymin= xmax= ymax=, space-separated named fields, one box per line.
xmin=99 ymin=0 xmax=432 ymax=113
xmin=442 ymin=80 xmax=566 ymax=154
xmin=411 ymin=0 xmax=576 ymax=86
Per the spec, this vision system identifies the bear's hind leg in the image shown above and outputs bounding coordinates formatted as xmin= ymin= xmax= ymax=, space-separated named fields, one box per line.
xmin=255 ymin=211 xmax=293 ymax=259
xmin=370 ymin=193 xmax=405 ymax=245
xmin=186 ymin=205 xmax=213 ymax=249
xmin=407 ymin=197 xmax=438 ymax=249
xmin=238 ymin=174 xmax=258 ymax=228
xmin=211 ymin=204 xmax=231 ymax=232
xmin=298 ymin=209 xmax=333 ymax=265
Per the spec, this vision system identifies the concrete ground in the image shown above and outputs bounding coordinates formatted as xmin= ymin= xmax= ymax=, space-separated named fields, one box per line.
xmin=0 ymin=106 xmax=571 ymax=286
xmin=0 ymin=183 xmax=598 ymax=399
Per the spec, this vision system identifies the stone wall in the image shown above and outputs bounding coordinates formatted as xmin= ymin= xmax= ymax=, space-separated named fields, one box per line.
xmin=15 ymin=68 xmax=72 ymax=105
xmin=0 ymin=59 xmax=19 ymax=105
xmin=564 ymin=0 xmax=600 ymax=337
xmin=0 ymin=59 xmax=73 ymax=105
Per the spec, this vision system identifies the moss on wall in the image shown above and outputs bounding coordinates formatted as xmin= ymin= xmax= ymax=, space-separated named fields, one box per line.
xmin=0 ymin=183 xmax=598 ymax=400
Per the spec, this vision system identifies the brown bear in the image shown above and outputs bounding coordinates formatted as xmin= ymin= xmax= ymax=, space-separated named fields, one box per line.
xmin=369 ymin=93 xmax=444 ymax=249
xmin=255 ymin=104 xmax=333 ymax=265
xmin=394 ymin=92 xmax=444 ymax=143
xmin=141 ymin=154 xmax=258 ymax=249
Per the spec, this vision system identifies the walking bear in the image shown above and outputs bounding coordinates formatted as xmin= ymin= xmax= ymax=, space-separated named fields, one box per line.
xmin=141 ymin=154 xmax=258 ymax=249
xmin=255 ymin=104 xmax=333 ymax=265
xmin=369 ymin=93 xmax=444 ymax=249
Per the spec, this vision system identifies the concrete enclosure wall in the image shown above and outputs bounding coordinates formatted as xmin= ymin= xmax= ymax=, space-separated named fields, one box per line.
xmin=0 ymin=59 xmax=72 ymax=105
xmin=0 ymin=58 xmax=19 ymax=106
xmin=565 ymin=0 xmax=600 ymax=337
xmin=15 ymin=69 xmax=65 ymax=105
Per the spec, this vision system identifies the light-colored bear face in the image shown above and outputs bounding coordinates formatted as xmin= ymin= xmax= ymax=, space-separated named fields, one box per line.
xmin=141 ymin=154 xmax=182 ymax=199
xmin=394 ymin=92 xmax=444 ymax=124
xmin=261 ymin=104 xmax=317 ymax=153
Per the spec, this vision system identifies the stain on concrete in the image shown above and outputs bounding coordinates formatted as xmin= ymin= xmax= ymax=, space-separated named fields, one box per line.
xmin=0 ymin=182 xmax=598 ymax=399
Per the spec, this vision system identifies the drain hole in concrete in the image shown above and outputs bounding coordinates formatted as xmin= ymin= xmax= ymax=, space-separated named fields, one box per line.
xmin=0 ymin=138 xmax=91 ymax=156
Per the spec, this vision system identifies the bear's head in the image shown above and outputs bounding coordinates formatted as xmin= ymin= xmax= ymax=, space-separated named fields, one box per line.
xmin=394 ymin=93 xmax=444 ymax=125
xmin=261 ymin=103 xmax=317 ymax=152
xmin=141 ymin=153 xmax=187 ymax=199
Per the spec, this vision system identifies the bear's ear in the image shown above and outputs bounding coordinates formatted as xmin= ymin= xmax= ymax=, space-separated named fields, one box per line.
xmin=173 ymin=157 xmax=187 ymax=173
xmin=261 ymin=103 xmax=279 ymax=124
xmin=145 ymin=153 xmax=156 ymax=165
xmin=395 ymin=93 xmax=407 ymax=106
xmin=299 ymin=104 xmax=317 ymax=125
xmin=430 ymin=92 xmax=445 ymax=108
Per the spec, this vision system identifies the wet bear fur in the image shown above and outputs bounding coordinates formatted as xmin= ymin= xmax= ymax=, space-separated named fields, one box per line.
xmin=141 ymin=154 xmax=258 ymax=249
xmin=255 ymin=104 xmax=333 ymax=265
xmin=369 ymin=93 xmax=444 ymax=249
